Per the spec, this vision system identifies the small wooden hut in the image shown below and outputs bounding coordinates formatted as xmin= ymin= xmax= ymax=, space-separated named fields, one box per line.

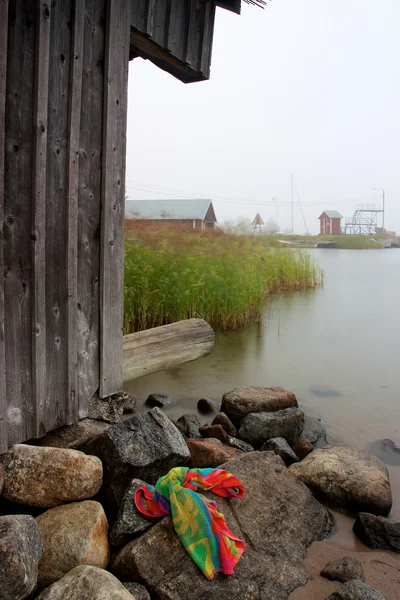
xmin=0 ymin=0 xmax=263 ymax=452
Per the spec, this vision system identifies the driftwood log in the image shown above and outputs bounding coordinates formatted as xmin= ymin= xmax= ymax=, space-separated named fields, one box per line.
xmin=122 ymin=319 xmax=214 ymax=382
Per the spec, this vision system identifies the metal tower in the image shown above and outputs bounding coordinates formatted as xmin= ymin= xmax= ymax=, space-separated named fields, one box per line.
xmin=342 ymin=204 xmax=384 ymax=235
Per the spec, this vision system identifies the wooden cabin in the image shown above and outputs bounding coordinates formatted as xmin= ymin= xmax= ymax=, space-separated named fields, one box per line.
xmin=319 ymin=211 xmax=343 ymax=235
xmin=125 ymin=199 xmax=217 ymax=231
xmin=0 ymin=0 xmax=260 ymax=452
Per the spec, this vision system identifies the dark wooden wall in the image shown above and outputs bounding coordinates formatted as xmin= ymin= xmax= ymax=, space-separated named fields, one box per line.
xmin=0 ymin=0 xmax=227 ymax=452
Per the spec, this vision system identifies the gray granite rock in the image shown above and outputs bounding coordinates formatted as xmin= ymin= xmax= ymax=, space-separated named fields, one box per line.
xmin=290 ymin=444 xmax=392 ymax=516
xmin=176 ymin=414 xmax=202 ymax=438
xmin=0 ymin=515 xmax=43 ymax=600
xmin=353 ymin=512 xmax=400 ymax=552
xmin=88 ymin=392 xmax=137 ymax=423
xmin=83 ymin=408 xmax=190 ymax=520
xmin=36 ymin=565 xmax=134 ymax=600
xmin=36 ymin=419 xmax=110 ymax=450
xmin=145 ymin=393 xmax=175 ymax=408
xmin=222 ymin=386 xmax=298 ymax=427
xmin=261 ymin=437 xmax=299 ymax=466
xmin=321 ymin=556 xmax=365 ymax=583
xmin=239 ymin=407 xmax=305 ymax=448
xmin=111 ymin=452 xmax=333 ymax=600
xmin=301 ymin=415 xmax=327 ymax=446
xmin=110 ymin=479 xmax=154 ymax=548
xmin=122 ymin=583 xmax=150 ymax=600
xmin=225 ymin=435 xmax=254 ymax=453
xmin=327 ymin=579 xmax=387 ymax=600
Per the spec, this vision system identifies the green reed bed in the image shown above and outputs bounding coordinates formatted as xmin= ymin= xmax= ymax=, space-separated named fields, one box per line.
xmin=124 ymin=229 xmax=322 ymax=333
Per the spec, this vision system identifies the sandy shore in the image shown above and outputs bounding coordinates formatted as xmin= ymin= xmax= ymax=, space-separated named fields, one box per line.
xmin=289 ymin=536 xmax=400 ymax=600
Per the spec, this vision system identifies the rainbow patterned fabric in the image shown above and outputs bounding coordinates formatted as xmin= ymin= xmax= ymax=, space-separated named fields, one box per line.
xmin=134 ymin=467 xmax=246 ymax=580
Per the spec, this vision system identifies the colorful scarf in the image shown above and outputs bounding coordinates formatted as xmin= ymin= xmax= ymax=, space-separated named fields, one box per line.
xmin=134 ymin=467 xmax=246 ymax=580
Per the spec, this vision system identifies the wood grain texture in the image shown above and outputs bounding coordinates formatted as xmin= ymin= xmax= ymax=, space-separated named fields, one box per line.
xmin=32 ymin=0 xmax=51 ymax=438
xmin=77 ymin=0 xmax=106 ymax=416
xmin=0 ymin=0 xmax=9 ymax=453
xmin=45 ymin=0 xmax=73 ymax=433
xmin=122 ymin=319 xmax=214 ymax=382
xmin=65 ymin=0 xmax=85 ymax=424
xmin=4 ymin=0 xmax=36 ymax=446
xmin=99 ymin=0 xmax=131 ymax=398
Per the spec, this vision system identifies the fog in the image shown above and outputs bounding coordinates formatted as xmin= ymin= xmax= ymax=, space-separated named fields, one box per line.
xmin=126 ymin=0 xmax=400 ymax=234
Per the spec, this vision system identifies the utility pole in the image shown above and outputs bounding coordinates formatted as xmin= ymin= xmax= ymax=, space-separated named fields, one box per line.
xmin=373 ymin=188 xmax=385 ymax=231
xmin=291 ymin=173 xmax=294 ymax=233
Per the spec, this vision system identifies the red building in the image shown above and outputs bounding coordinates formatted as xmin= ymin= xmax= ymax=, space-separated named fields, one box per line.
xmin=319 ymin=211 xmax=343 ymax=235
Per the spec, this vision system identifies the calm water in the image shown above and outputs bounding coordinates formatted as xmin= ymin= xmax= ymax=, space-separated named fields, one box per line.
xmin=125 ymin=249 xmax=400 ymax=533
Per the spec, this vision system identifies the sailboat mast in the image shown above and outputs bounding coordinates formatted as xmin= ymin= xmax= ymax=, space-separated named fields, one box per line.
xmin=291 ymin=173 xmax=294 ymax=233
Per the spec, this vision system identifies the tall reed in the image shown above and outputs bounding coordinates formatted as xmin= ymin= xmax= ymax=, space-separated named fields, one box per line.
xmin=124 ymin=225 xmax=322 ymax=333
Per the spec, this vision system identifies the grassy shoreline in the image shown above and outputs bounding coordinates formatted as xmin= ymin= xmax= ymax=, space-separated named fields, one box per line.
xmin=124 ymin=226 xmax=322 ymax=334
xmin=278 ymin=234 xmax=395 ymax=249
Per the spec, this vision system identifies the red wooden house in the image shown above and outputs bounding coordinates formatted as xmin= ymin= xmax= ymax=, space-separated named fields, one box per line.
xmin=319 ymin=211 xmax=343 ymax=235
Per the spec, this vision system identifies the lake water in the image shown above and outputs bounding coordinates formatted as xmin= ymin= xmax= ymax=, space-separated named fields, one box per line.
xmin=125 ymin=249 xmax=400 ymax=544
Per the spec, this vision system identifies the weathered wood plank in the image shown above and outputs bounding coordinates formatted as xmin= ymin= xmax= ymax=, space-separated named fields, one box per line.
xmin=168 ymin=0 xmax=187 ymax=61
xmin=200 ymin=2 xmax=215 ymax=77
xmin=4 ymin=0 xmax=36 ymax=446
xmin=0 ymin=0 xmax=9 ymax=453
xmin=122 ymin=319 xmax=214 ymax=382
xmin=32 ymin=0 xmax=51 ymax=439
xmin=65 ymin=0 xmax=85 ymax=425
xmin=99 ymin=0 xmax=131 ymax=398
xmin=146 ymin=0 xmax=156 ymax=37
xmin=130 ymin=0 xmax=147 ymax=33
xmin=77 ymin=0 xmax=106 ymax=416
xmin=45 ymin=0 xmax=74 ymax=433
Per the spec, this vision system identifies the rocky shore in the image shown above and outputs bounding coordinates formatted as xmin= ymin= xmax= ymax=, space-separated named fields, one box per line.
xmin=1 ymin=386 xmax=399 ymax=600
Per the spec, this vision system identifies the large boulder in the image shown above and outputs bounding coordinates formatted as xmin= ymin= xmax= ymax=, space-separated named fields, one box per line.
xmin=221 ymin=386 xmax=297 ymax=426
xmin=111 ymin=452 xmax=332 ymax=600
xmin=239 ymin=407 xmax=304 ymax=447
xmin=110 ymin=479 xmax=155 ymax=549
xmin=36 ymin=500 xmax=110 ymax=587
xmin=36 ymin=565 xmax=136 ymax=600
xmin=289 ymin=444 xmax=392 ymax=516
xmin=327 ymin=579 xmax=387 ymax=600
xmin=321 ymin=556 xmax=365 ymax=583
xmin=0 ymin=515 xmax=43 ymax=600
xmin=36 ymin=419 xmax=110 ymax=450
xmin=353 ymin=513 xmax=400 ymax=552
xmin=83 ymin=408 xmax=190 ymax=520
xmin=261 ymin=437 xmax=299 ymax=466
xmin=186 ymin=438 xmax=244 ymax=468
xmin=0 ymin=444 xmax=102 ymax=508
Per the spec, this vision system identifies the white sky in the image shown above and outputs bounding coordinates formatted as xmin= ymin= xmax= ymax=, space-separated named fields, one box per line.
xmin=126 ymin=0 xmax=400 ymax=234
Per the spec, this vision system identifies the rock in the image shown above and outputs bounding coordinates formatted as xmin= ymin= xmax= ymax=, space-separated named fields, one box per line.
xmin=289 ymin=444 xmax=392 ymax=516
xmin=197 ymin=397 xmax=220 ymax=413
xmin=293 ymin=440 xmax=314 ymax=460
xmin=199 ymin=424 xmax=227 ymax=442
xmin=212 ymin=412 xmax=238 ymax=437
xmin=145 ymin=393 xmax=175 ymax=408
xmin=83 ymin=408 xmax=190 ymax=519
xmin=0 ymin=515 xmax=43 ymax=600
xmin=36 ymin=500 xmax=110 ymax=587
xmin=321 ymin=556 xmax=365 ymax=583
xmin=221 ymin=386 xmax=297 ymax=426
xmin=261 ymin=437 xmax=299 ymax=466
xmin=36 ymin=565 xmax=135 ymax=600
xmin=301 ymin=415 xmax=327 ymax=446
xmin=122 ymin=583 xmax=150 ymax=600
xmin=88 ymin=392 xmax=136 ymax=423
xmin=239 ymin=407 xmax=305 ymax=448
xmin=176 ymin=414 xmax=202 ymax=438
xmin=111 ymin=452 xmax=332 ymax=600
xmin=36 ymin=419 xmax=110 ymax=450
xmin=110 ymin=479 xmax=154 ymax=548
xmin=0 ymin=444 xmax=103 ymax=508
xmin=365 ymin=439 xmax=400 ymax=466
xmin=186 ymin=438 xmax=244 ymax=468
xmin=0 ymin=462 xmax=4 ymax=494
xmin=225 ymin=435 xmax=254 ymax=453
xmin=327 ymin=579 xmax=387 ymax=600
xmin=353 ymin=512 xmax=400 ymax=552
xmin=122 ymin=393 xmax=138 ymax=413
